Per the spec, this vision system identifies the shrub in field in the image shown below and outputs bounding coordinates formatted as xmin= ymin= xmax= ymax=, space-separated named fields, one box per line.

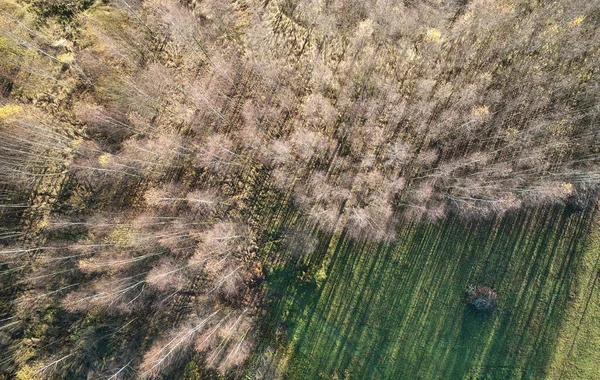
xmin=466 ymin=285 xmax=497 ymax=313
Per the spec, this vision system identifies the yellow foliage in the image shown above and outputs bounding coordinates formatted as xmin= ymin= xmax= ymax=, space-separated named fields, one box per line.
xmin=560 ymin=183 xmax=574 ymax=195
xmin=108 ymin=225 xmax=133 ymax=248
xmin=57 ymin=52 xmax=75 ymax=64
xmin=37 ymin=219 xmax=48 ymax=229
xmin=552 ymin=120 xmax=572 ymax=136
xmin=569 ymin=15 xmax=585 ymax=27
xmin=0 ymin=0 xmax=28 ymax=20
xmin=0 ymin=36 xmax=10 ymax=51
xmin=15 ymin=365 xmax=39 ymax=380
xmin=52 ymin=39 xmax=71 ymax=48
xmin=425 ymin=28 xmax=442 ymax=43
xmin=497 ymin=1 xmax=514 ymax=14
xmin=472 ymin=105 xmax=490 ymax=118
xmin=98 ymin=153 xmax=112 ymax=167
xmin=405 ymin=48 xmax=418 ymax=61
xmin=480 ymin=72 xmax=493 ymax=83
xmin=0 ymin=104 xmax=21 ymax=121
xmin=545 ymin=24 xmax=560 ymax=37
xmin=314 ymin=267 xmax=327 ymax=288
xmin=505 ymin=126 xmax=519 ymax=137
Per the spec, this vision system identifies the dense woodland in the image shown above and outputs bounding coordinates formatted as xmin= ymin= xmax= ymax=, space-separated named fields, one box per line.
xmin=0 ymin=0 xmax=599 ymax=378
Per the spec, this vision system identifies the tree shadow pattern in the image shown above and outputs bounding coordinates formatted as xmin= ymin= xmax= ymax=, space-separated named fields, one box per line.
xmin=267 ymin=205 xmax=595 ymax=379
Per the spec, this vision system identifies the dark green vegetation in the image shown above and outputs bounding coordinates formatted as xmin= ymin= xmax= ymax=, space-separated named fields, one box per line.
xmin=261 ymin=205 xmax=600 ymax=379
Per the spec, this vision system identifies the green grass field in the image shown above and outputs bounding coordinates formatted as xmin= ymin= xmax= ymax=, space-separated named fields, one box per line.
xmin=262 ymin=205 xmax=600 ymax=379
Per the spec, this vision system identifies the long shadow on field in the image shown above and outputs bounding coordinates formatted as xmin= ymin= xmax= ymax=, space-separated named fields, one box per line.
xmin=272 ymin=205 xmax=595 ymax=379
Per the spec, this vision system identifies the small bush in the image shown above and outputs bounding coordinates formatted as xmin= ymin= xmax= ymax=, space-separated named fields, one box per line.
xmin=466 ymin=285 xmax=497 ymax=313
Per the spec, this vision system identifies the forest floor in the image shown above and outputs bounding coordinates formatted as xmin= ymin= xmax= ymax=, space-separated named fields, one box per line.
xmin=257 ymin=204 xmax=600 ymax=379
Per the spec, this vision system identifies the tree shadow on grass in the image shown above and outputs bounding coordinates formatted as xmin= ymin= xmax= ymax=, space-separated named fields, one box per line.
xmin=268 ymin=204 xmax=596 ymax=380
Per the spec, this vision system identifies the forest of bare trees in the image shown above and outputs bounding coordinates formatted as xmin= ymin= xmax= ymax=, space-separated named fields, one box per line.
xmin=0 ymin=0 xmax=599 ymax=378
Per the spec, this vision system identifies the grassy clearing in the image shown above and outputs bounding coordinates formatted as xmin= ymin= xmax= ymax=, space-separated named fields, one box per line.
xmin=547 ymin=214 xmax=600 ymax=380
xmin=263 ymin=205 xmax=599 ymax=379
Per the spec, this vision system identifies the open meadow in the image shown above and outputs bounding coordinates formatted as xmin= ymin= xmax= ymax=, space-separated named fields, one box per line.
xmin=260 ymin=205 xmax=600 ymax=379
